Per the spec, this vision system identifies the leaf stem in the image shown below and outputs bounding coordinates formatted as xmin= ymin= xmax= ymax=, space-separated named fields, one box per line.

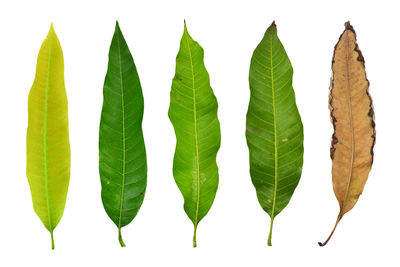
xmin=268 ymin=217 xmax=274 ymax=246
xmin=318 ymin=213 xmax=343 ymax=247
xmin=193 ymin=225 xmax=197 ymax=248
xmin=118 ymin=228 xmax=126 ymax=247
xmin=50 ymin=230 xmax=55 ymax=250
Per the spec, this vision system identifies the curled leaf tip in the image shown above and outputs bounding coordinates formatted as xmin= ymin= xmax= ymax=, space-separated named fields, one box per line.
xmin=270 ymin=20 xmax=276 ymax=28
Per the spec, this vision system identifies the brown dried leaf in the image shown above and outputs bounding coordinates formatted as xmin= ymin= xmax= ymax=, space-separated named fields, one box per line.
xmin=319 ymin=22 xmax=376 ymax=246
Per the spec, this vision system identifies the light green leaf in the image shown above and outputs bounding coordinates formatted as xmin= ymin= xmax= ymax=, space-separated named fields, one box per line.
xmin=246 ymin=21 xmax=304 ymax=246
xmin=26 ymin=24 xmax=71 ymax=250
xmin=99 ymin=21 xmax=147 ymax=247
xmin=168 ymin=23 xmax=221 ymax=248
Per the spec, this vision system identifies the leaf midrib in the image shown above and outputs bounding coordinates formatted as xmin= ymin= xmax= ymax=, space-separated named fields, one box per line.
xmin=44 ymin=33 xmax=53 ymax=234
xmin=184 ymin=31 xmax=201 ymax=228
xmin=269 ymin=33 xmax=278 ymax=222
xmin=341 ymin=30 xmax=356 ymax=214
xmin=116 ymin=30 xmax=126 ymax=231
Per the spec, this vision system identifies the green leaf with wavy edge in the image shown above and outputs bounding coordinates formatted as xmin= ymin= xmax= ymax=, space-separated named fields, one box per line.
xmin=168 ymin=22 xmax=221 ymax=248
xmin=246 ymin=21 xmax=304 ymax=246
xmin=26 ymin=24 xmax=70 ymax=250
xmin=99 ymin=21 xmax=147 ymax=247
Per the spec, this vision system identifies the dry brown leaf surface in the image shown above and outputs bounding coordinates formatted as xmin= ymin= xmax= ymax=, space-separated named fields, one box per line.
xmin=319 ymin=22 xmax=376 ymax=246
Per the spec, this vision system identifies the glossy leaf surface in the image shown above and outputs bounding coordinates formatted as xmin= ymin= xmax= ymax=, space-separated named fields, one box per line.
xmin=168 ymin=23 xmax=221 ymax=247
xmin=99 ymin=22 xmax=147 ymax=247
xmin=26 ymin=24 xmax=70 ymax=250
xmin=246 ymin=22 xmax=304 ymax=246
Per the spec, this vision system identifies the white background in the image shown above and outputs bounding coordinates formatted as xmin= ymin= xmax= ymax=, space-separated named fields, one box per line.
xmin=0 ymin=0 xmax=398 ymax=266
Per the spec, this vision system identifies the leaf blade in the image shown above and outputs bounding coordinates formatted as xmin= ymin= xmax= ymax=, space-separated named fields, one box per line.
xmin=26 ymin=24 xmax=71 ymax=250
xmin=99 ymin=21 xmax=147 ymax=247
xmin=168 ymin=23 xmax=221 ymax=247
xmin=319 ymin=22 xmax=375 ymax=246
xmin=246 ymin=22 xmax=304 ymax=246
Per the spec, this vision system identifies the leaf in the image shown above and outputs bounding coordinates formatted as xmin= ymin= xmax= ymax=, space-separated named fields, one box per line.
xmin=168 ymin=22 xmax=221 ymax=248
xmin=318 ymin=22 xmax=376 ymax=246
xmin=26 ymin=24 xmax=70 ymax=250
xmin=99 ymin=21 xmax=147 ymax=247
xmin=246 ymin=21 xmax=304 ymax=246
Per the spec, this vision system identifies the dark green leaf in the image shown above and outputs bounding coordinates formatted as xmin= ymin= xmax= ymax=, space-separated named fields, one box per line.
xmin=246 ymin=21 xmax=304 ymax=246
xmin=99 ymin=21 xmax=147 ymax=247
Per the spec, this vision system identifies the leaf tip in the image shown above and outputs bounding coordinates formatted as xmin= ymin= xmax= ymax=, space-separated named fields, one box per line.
xmin=46 ymin=22 xmax=59 ymax=43
xmin=115 ymin=20 xmax=121 ymax=31
xmin=344 ymin=21 xmax=354 ymax=31
xmin=266 ymin=20 xmax=277 ymax=35
xmin=48 ymin=22 xmax=55 ymax=36
xmin=183 ymin=20 xmax=190 ymax=37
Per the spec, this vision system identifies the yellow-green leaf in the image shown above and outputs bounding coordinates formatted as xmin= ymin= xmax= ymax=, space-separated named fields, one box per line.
xmin=26 ymin=24 xmax=70 ymax=250
xmin=168 ymin=23 xmax=221 ymax=247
